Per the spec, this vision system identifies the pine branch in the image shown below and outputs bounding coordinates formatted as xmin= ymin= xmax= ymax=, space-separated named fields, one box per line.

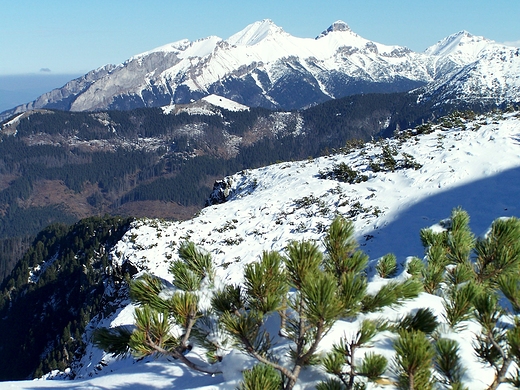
xmin=142 ymin=331 xmax=221 ymax=375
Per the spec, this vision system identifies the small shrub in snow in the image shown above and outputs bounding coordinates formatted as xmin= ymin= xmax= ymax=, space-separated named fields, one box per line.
xmin=376 ymin=253 xmax=397 ymax=278
xmin=319 ymin=163 xmax=368 ymax=184
xmin=95 ymin=216 xmax=420 ymax=390
xmin=93 ymin=208 xmax=520 ymax=390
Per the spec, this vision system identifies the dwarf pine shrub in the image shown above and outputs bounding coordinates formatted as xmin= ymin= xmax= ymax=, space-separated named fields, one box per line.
xmin=93 ymin=208 xmax=520 ymax=390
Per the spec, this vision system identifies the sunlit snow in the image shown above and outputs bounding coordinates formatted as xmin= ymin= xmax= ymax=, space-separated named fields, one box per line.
xmin=5 ymin=111 xmax=520 ymax=389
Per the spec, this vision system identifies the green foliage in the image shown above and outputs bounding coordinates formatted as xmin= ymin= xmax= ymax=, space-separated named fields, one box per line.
xmin=420 ymin=227 xmax=445 ymax=249
xmin=361 ymin=278 xmax=422 ymax=313
xmin=406 ymin=257 xmax=425 ymax=278
xmin=93 ymin=207 xmax=520 ymax=389
xmin=316 ymin=378 xmax=345 ymax=390
xmin=323 ymin=216 xmax=367 ymax=277
xmin=415 ymin=209 xmax=520 ymax=389
xmin=169 ymin=291 xmax=201 ymax=327
xmin=474 ymin=217 xmax=520 ymax=284
xmin=497 ymin=273 xmax=520 ymax=313
xmin=359 ymin=352 xmax=388 ymax=381
xmin=285 ymin=240 xmax=322 ymax=289
xmin=393 ymin=330 xmax=435 ymax=390
xmin=243 ymin=251 xmax=287 ymax=314
xmin=320 ymin=319 xmax=386 ymax=390
xmin=211 ymin=284 xmax=244 ymax=314
xmin=473 ymin=292 xmax=506 ymax=364
xmin=93 ymin=326 xmax=132 ymax=356
xmin=168 ymin=241 xmax=215 ymax=291
xmin=445 ymin=261 xmax=475 ymax=286
xmin=443 ymin=281 xmax=481 ymax=330
xmin=169 ymin=260 xmax=204 ymax=291
xmin=129 ymin=273 xmax=166 ymax=307
xmin=238 ymin=364 xmax=283 ymax=390
xmin=421 ymin=260 xmax=446 ymax=295
xmin=434 ymin=338 xmax=467 ymax=389
xmin=215 ymin=215 xmax=416 ymax=390
xmin=446 ymin=208 xmax=474 ymax=264
xmin=376 ymin=253 xmax=397 ymax=278
xmin=219 ymin=309 xmax=270 ymax=355
xmin=337 ymin=271 xmax=367 ymax=318
xmin=396 ymin=308 xmax=439 ymax=335
xmin=178 ymin=241 xmax=215 ymax=281
xmin=129 ymin=305 xmax=175 ymax=358
xmin=299 ymin=271 xmax=345 ymax=329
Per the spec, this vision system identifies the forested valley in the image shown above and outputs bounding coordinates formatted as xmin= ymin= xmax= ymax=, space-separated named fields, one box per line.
xmin=0 ymin=91 xmax=495 ymax=281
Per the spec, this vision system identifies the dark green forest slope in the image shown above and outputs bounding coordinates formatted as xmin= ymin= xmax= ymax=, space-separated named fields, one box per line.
xmin=0 ymin=215 xmax=133 ymax=380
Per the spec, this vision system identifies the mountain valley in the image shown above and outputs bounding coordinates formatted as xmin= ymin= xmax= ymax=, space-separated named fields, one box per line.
xmin=1 ymin=108 xmax=520 ymax=388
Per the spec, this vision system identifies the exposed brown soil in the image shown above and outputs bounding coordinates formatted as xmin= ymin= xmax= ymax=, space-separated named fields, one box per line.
xmin=18 ymin=180 xmax=98 ymax=219
xmin=0 ymin=174 xmax=18 ymax=192
xmin=115 ymin=201 xmax=201 ymax=221
xmin=16 ymin=178 xmax=203 ymax=222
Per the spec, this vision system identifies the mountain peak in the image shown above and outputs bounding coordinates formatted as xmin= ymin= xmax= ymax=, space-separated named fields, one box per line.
xmin=425 ymin=30 xmax=492 ymax=56
xmin=316 ymin=20 xmax=352 ymax=38
xmin=227 ymin=19 xmax=286 ymax=46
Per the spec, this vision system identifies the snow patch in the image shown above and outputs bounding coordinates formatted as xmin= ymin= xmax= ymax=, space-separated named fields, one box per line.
xmin=201 ymin=94 xmax=249 ymax=111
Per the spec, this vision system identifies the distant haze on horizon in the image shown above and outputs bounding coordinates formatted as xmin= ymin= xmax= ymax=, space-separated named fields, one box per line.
xmin=0 ymin=74 xmax=83 ymax=112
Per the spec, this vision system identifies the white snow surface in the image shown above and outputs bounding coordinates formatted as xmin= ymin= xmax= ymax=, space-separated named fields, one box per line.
xmin=201 ymin=94 xmax=249 ymax=111
xmin=424 ymin=31 xmax=494 ymax=61
xmin=160 ymin=94 xmax=249 ymax=116
xmin=5 ymin=19 xmax=520 ymax=119
xmin=5 ymin=110 xmax=520 ymax=389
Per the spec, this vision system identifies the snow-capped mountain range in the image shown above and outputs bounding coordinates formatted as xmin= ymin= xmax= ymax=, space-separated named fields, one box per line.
xmin=5 ymin=108 xmax=520 ymax=389
xmin=2 ymin=20 xmax=519 ymax=120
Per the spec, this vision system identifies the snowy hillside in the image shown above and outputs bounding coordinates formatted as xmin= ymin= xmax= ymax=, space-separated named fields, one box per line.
xmin=420 ymin=31 xmax=520 ymax=105
xmin=5 ymin=109 xmax=520 ymax=389
xmin=161 ymin=94 xmax=250 ymax=115
xmin=3 ymin=19 xmax=519 ymax=120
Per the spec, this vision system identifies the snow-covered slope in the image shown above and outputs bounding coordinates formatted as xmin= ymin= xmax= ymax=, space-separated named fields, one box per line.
xmin=161 ymin=94 xmax=249 ymax=115
xmin=3 ymin=19 xmax=519 ymax=121
xmin=420 ymin=31 xmax=520 ymax=105
xmin=6 ymin=109 xmax=520 ymax=389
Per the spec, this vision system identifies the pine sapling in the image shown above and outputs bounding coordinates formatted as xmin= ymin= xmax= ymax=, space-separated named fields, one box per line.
xmin=434 ymin=338 xmax=467 ymax=390
xmin=376 ymin=253 xmax=397 ymax=278
xmin=94 ymin=241 xmax=221 ymax=375
xmin=238 ymin=364 xmax=283 ymax=390
xmin=393 ymin=329 xmax=435 ymax=390
xmin=320 ymin=319 xmax=387 ymax=390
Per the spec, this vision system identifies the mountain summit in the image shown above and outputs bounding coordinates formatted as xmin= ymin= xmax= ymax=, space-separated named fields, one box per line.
xmin=425 ymin=30 xmax=495 ymax=61
xmin=2 ymin=20 xmax=519 ymax=120
xmin=227 ymin=19 xmax=286 ymax=46
xmin=316 ymin=20 xmax=352 ymax=38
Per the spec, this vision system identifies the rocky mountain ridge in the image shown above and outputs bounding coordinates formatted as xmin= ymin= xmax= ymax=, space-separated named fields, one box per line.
xmin=2 ymin=20 xmax=519 ymax=121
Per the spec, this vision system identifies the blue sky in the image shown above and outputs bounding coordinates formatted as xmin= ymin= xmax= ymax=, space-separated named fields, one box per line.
xmin=1 ymin=0 xmax=520 ymax=76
